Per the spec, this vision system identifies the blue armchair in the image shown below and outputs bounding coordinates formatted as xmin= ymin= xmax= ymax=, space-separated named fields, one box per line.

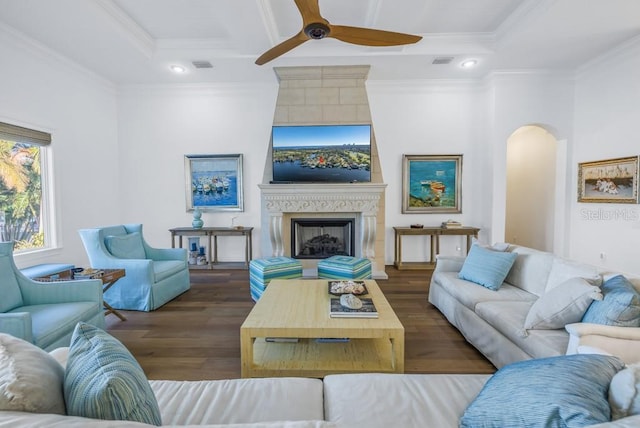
xmin=78 ymin=224 xmax=190 ymax=311
xmin=0 ymin=241 xmax=105 ymax=351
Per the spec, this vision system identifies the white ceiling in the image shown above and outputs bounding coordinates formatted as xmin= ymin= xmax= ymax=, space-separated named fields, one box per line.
xmin=1 ymin=0 xmax=639 ymax=85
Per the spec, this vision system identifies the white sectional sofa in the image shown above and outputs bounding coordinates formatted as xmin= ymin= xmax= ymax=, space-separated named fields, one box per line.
xmin=2 ymin=362 xmax=640 ymax=427
xmin=428 ymin=244 xmax=640 ymax=368
xmin=2 ymin=323 xmax=640 ymax=427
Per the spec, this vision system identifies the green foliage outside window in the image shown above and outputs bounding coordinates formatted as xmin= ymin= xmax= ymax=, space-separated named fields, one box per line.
xmin=0 ymin=139 xmax=43 ymax=250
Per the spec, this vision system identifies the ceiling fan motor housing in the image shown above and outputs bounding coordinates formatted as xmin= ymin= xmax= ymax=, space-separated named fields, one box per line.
xmin=304 ymin=22 xmax=330 ymax=39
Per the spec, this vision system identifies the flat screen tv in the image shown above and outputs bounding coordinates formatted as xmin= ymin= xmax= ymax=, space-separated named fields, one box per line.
xmin=271 ymin=124 xmax=371 ymax=183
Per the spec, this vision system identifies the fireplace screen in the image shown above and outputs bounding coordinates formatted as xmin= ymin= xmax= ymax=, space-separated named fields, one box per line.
xmin=291 ymin=218 xmax=354 ymax=259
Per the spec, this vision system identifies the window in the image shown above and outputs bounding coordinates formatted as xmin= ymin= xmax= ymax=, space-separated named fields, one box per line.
xmin=0 ymin=122 xmax=52 ymax=252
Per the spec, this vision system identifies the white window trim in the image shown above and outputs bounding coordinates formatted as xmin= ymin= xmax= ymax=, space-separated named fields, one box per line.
xmin=0 ymin=119 xmax=60 ymax=266
xmin=12 ymin=145 xmax=62 ymax=266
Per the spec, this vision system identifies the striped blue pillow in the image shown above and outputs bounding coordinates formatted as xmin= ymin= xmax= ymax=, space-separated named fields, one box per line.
xmin=460 ymin=354 xmax=624 ymax=427
xmin=64 ymin=323 xmax=161 ymax=425
xmin=582 ymin=275 xmax=640 ymax=326
xmin=458 ymin=244 xmax=517 ymax=290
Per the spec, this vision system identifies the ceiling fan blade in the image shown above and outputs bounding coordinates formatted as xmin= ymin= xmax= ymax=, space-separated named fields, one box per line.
xmin=255 ymin=31 xmax=308 ymax=65
xmin=329 ymin=25 xmax=422 ymax=47
xmin=294 ymin=0 xmax=324 ymax=26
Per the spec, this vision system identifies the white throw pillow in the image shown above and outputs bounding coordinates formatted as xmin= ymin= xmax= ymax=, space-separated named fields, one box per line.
xmin=470 ymin=237 xmax=510 ymax=252
xmin=0 ymin=333 xmax=66 ymax=414
xmin=545 ymin=257 xmax=602 ymax=292
xmin=523 ymin=277 xmax=603 ymax=333
xmin=609 ymin=363 xmax=640 ymax=420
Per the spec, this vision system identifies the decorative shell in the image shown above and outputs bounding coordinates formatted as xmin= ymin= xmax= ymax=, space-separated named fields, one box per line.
xmin=329 ymin=280 xmax=367 ymax=295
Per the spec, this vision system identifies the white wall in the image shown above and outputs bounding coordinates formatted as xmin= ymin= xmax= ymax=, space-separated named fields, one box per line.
xmin=570 ymin=38 xmax=640 ymax=274
xmin=486 ymin=73 xmax=575 ymax=247
xmin=0 ymin=25 xmax=119 ymax=268
xmin=368 ymin=81 xmax=488 ymax=262
xmin=117 ymin=84 xmax=278 ymax=260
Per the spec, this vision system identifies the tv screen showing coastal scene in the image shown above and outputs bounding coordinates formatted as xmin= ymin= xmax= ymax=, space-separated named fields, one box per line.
xmin=272 ymin=124 xmax=371 ymax=183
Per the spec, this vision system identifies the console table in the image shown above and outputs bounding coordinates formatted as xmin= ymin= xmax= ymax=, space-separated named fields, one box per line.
xmin=169 ymin=227 xmax=253 ymax=269
xmin=393 ymin=226 xmax=480 ymax=270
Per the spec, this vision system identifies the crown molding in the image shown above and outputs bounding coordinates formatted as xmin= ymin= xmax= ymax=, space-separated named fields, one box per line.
xmin=274 ymin=65 xmax=371 ymax=81
xmin=0 ymin=23 xmax=115 ymax=92
xmin=256 ymin=0 xmax=281 ymax=48
xmin=485 ymin=69 xmax=575 ymax=80
xmin=494 ymin=0 xmax=556 ymax=47
xmin=155 ymin=38 xmax=232 ymax=51
xmin=118 ymin=81 xmax=275 ymax=97
xmin=576 ymin=33 xmax=640 ymax=78
xmin=365 ymin=0 xmax=383 ymax=29
xmin=92 ymin=0 xmax=155 ymax=59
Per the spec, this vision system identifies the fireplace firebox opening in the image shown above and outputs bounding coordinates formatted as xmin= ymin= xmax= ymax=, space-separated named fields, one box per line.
xmin=291 ymin=218 xmax=355 ymax=259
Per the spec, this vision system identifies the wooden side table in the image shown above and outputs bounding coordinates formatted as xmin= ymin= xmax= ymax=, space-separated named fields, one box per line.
xmin=99 ymin=269 xmax=127 ymax=321
xmin=169 ymin=226 xmax=253 ymax=269
xmin=393 ymin=226 xmax=480 ymax=270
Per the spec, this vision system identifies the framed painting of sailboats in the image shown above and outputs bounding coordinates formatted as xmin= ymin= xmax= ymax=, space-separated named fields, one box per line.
xmin=402 ymin=154 xmax=462 ymax=213
xmin=577 ymin=156 xmax=639 ymax=203
xmin=184 ymin=154 xmax=244 ymax=211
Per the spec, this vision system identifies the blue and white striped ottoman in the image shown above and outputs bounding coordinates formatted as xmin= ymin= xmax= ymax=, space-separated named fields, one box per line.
xmin=317 ymin=255 xmax=372 ymax=280
xmin=249 ymin=257 xmax=303 ymax=302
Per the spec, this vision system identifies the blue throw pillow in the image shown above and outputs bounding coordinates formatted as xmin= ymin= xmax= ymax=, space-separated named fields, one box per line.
xmin=64 ymin=323 xmax=162 ymax=425
xmin=460 ymin=354 xmax=624 ymax=428
xmin=458 ymin=244 xmax=517 ymax=290
xmin=104 ymin=232 xmax=146 ymax=259
xmin=582 ymin=275 xmax=640 ymax=327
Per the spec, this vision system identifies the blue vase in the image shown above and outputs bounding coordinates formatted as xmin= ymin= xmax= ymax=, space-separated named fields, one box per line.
xmin=192 ymin=208 xmax=204 ymax=229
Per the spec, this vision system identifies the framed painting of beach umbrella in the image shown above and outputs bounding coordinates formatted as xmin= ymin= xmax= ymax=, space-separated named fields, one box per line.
xmin=402 ymin=154 xmax=462 ymax=213
xmin=577 ymin=156 xmax=639 ymax=203
xmin=184 ymin=154 xmax=244 ymax=211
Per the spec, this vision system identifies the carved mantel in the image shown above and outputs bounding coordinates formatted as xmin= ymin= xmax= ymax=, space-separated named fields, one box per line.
xmin=259 ymin=183 xmax=386 ymax=276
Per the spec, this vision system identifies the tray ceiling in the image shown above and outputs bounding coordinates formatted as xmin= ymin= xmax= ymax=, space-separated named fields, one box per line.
xmin=0 ymin=0 xmax=639 ymax=84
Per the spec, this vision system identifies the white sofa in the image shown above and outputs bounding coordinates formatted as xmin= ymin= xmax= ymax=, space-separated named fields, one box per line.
xmin=428 ymin=244 xmax=640 ymax=368
xmin=2 ymin=370 xmax=640 ymax=427
xmin=2 ymin=332 xmax=640 ymax=427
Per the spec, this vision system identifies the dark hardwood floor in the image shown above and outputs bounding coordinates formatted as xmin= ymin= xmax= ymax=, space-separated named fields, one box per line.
xmin=104 ymin=267 xmax=495 ymax=381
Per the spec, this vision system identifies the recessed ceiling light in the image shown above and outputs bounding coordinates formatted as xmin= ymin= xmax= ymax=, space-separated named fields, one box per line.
xmin=460 ymin=59 xmax=477 ymax=69
xmin=169 ymin=65 xmax=186 ymax=74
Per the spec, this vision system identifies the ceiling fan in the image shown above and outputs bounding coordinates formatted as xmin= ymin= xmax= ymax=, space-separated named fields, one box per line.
xmin=255 ymin=0 xmax=422 ymax=65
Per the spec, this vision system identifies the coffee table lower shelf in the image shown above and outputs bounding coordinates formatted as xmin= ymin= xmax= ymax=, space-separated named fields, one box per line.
xmin=243 ymin=337 xmax=402 ymax=378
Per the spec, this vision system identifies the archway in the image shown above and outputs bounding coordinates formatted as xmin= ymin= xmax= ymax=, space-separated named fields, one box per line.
xmin=505 ymin=125 xmax=562 ymax=252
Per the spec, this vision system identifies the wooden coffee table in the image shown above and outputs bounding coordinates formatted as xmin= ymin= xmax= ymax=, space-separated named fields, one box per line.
xmin=240 ymin=279 xmax=404 ymax=378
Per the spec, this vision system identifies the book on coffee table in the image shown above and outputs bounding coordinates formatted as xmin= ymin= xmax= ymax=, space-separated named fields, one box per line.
xmin=329 ymin=297 xmax=378 ymax=318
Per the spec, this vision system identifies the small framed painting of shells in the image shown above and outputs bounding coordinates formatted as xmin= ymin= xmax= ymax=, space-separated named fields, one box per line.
xmin=577 ymin=156 xmax=639 ymax=203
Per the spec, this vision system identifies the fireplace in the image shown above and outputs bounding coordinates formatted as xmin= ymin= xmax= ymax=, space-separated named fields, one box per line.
xmin=258 ymin=182 xmax=387 ymax=278
xmin=291 ymin=218 xmax=355 ymax=259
